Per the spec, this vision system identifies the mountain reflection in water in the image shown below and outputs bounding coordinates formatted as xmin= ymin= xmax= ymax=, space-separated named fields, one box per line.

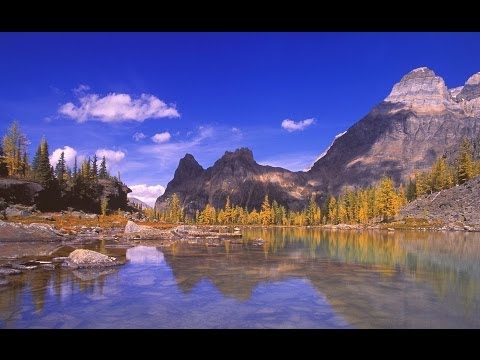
xmin=1 ymin=228 xmax=480 ymax=328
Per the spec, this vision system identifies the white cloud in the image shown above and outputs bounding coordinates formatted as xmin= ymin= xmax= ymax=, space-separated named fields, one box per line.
xmin=231 ymin=127 xmax=240 ymax=133
xmin=49 ymin=146 xmax=78 ymax=168
xmin=281 ymin=118 xmax=315 ymax=132
xmin=151 ymin=132 xmax=171 ymax=143
xmin=59 ymin=91 xmax=180 ymax=123
xmin=133 ymin=132 xmax=146 ymax=141
xmin=128 ymin=184 xmax=165 ymax=207
xmin=95 ymin=149 xmax=126 ymax=166
xmin=73 ymin=84 xmax=90 ymax=96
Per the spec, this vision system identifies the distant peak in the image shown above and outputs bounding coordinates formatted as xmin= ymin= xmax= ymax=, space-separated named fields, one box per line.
xmin=465 ymin=72 xmax=480 ymax=86
xmin=403 ymin=66 xmax=436 ymax=79
xmin=384 ymin=66 xmax=449 ymax=109
xmin=410 ymin=66 xmax=433 ymax=73
xmin=457 ymin=72 xmax=480 ymax=101
xmin=178 ymin=153 xmax=202 ymax=169
xmin=224 ymin=147 xmax=254 ymax=160
xmin=182 ymin=153 xmax=196 ymax=161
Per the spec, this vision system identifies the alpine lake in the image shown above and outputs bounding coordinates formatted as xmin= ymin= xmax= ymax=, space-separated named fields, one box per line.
xmin=1 ymin=228 xmax=480 ymax=328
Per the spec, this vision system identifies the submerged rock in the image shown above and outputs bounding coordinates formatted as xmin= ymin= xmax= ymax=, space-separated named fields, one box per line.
xmin=63 ymin=249 xmax=124 ymax=269
xmin=0 ymin=268 xmax=22 ymax=276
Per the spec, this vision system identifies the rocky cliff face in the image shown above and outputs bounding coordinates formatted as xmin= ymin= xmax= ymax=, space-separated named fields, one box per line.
xmin=156 ymin=67 xmax=480 ymax=213
xmin=309 ymin=67 xmax=480 ymax=193
xmin=155 ymin=148 xmax=312 ymax=216
xmin=0 ymin=179 xmax=44 ymax=206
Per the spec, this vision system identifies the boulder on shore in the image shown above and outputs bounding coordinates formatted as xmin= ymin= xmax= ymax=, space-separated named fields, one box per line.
xmin=124 ymin=220 xmax=176 ymax=240
xmin=63 ymin=249 xmax=124 ymax=269
xmin=0 ymin=220 xmax=64 ymax=242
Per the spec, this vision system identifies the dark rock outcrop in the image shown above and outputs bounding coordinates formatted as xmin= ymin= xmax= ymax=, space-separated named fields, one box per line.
xmin=155 ymin=148 xmax=313 ymax=216
xmin=0 ymin=179 xmax=43 ymax=206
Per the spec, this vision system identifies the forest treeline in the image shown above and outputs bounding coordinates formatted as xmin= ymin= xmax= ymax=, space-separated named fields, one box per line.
xmin=152 ymin=138 xmax=480 ymax=225
xmin=0 ymin=120 xmax=126 ymax=212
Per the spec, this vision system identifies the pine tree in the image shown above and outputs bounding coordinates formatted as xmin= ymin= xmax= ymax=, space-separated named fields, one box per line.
xmin=0 ymin=144 xmax=7 ymax=177
xmin=415 ymin=172 xmax=431 ymax=197
xmin=73 ymin=156 xmax=78 ymax=178
xmin=2 ymin=120 xmax=28 ymax=177
xmin=99 ymin=156 xmax=108 ymax=179
xmin=458 ymin=138 xmax=474 ymax=184
xmin=224 ymin=196 xmax=232 ymax=224
xmin=55 ymin=151 xmax=67 ymax=185
xmin=405 ymin=178 xmax=417 ymax=202
xmin=357 ymin=190 xmax=369 ymax=224
xmin=327 ymin=196 xmax=337 ymax=224
xmin=375 ymin=176 xmax=399 ymax=222
xmin=306 ymin=193 xmax=320 ymax=225
xmin=431 ymin=156 xmax=450 ymax=191
xmin=32 ymin=137 xmax=55 ymax=186
xmin=91 ymin=154 xmax=98 ymax=181
xmin=167 ymin=193 xmax=183 ymax=223
xmin=260 ymin=195 xmax=271 ymax=225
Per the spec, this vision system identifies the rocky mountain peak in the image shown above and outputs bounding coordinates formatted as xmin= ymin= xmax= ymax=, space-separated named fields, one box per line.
xmin=172 ymin=153 xmax=204 ymax=182
xmin=223 ymin=147 xmax=254 ymax=161
xmin=465 ymin=72 xmax=480 ymax=86
xmin=213 ymin=147 xmax=255 ymax=170
xmin=457 ymin=72 xmax=480 ymax=101
xmin=384 ymin=66 xmax=450 ymax=112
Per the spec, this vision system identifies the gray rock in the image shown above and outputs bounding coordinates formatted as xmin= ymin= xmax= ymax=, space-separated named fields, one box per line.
xmin=0 ymin=220 xmax=64 ymax=242
xmin=399 ymin=177 xmax=480 ymax=231
xmin=124 ymin=220 xmax=176 ymax=240
xmin=0 ymin=268 xmax=22 ymax=275
xmin=63 ymin=249 xmax=124 ymax=269
xmin=5 ymin=205 xmax=33 ymax=217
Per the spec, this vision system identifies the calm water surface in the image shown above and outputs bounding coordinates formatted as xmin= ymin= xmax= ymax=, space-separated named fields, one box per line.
xmin=1 ymin=228 xmax=480 ymax=328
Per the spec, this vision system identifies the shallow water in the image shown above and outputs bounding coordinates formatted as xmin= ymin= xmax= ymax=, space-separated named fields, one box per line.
xmin=1 ymin=228 xmax=480 ymax=328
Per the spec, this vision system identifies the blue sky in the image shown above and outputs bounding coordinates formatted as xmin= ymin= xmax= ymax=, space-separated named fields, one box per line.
xmin=1 ymin=32 xmax=480 ymax=205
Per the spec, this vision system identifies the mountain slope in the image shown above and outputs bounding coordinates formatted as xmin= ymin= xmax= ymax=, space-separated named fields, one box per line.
xmin=308 ymin=67 xmax=480 ymax=193
xmin=398 ymin=176 xmax=480 ymax=230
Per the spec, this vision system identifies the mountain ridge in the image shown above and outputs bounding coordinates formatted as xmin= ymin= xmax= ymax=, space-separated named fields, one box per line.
xmin=156 ymin=67 xmax=480 ymax=215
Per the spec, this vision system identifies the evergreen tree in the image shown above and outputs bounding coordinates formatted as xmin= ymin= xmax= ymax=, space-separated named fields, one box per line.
xmin=2 ymin=120 xmax=28 ymax=177
xmin=0 ymin=144 xmax=7 ymax=177
xmin=91 ymin=154 xmax=98 ymax=181
xmin=99 ymin=156 xmax=108 ymax=179
xmin=55 ymin=151 xmax=67 ymax=185
xmin=458 ymin=138 xmax=474 ymax=184
xmin=167 ymin=193 xmax=183 ymax=223
xmin=32 ymin=137 xmax=55 ymax=186
xmin=327 ymin=196 xmax=337 ymax=224
xmin=375 ymin=176 xmax=399 ymax=222
xmin=306 ymin=193 xmax=321 ymax=225
xmin=224 ymin=196 xmax=232 ymax=224
xmin=260 ymin=195 xmax=272 ymax=225
xmin=431 ymin=156 xmax=450 ymax=191
xmin=357 ymin=190 xmax=369 ymax=224
xmin=405 ymin=178 xmax=417 ymax=202
xmin=73 ymin=156 xmax=78 ymax=178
